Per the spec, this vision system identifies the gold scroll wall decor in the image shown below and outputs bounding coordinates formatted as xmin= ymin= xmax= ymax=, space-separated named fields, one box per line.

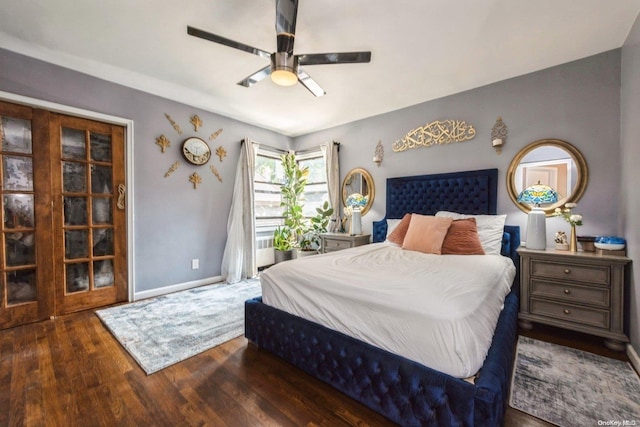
xmin=392 ymin=119 xmax=476 ymax=152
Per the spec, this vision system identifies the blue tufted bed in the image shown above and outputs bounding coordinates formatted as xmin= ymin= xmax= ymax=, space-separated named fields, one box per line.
xmin=245 ymin=168 xmax=520 ymax=426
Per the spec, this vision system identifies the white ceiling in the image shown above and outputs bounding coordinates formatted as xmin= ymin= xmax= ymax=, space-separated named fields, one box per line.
xmin=1 ymin=0 xmax=639 ymax=137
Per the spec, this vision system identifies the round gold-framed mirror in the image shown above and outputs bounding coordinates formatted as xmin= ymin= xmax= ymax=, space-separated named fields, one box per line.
xmin=507 ymin=139 xmax=588 ymax=215
xmin=342 ymin=167 xmax=375 ymax=215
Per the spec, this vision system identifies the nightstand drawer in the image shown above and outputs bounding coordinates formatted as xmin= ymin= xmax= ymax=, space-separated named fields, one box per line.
xmin=530 ymin=279 xmax=610 ymax=308
xmin=530 ymin=259 xmax=609 ymax=285
xmin=320 ymin=233 xmax=370 ymax=254
xmin=530 ymin=298 xmax=609 ymax=329
xmin=323 ymin=239 xmax=353 ymax=251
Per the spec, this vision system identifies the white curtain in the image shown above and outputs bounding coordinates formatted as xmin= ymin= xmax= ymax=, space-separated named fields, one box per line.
xmin=322 ymin=141 xmax=341 ymax=232
xmin=221 ymin=139 xmax=258 ymax=283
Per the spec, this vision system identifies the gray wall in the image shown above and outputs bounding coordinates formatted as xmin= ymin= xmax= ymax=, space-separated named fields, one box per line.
xmin=294 ymin=50 xmax=622 ymax=244
xmin=622 ymin=14 xmax=640 ymax=349
xmin=0 ymin=47 xmax=290 ymax=294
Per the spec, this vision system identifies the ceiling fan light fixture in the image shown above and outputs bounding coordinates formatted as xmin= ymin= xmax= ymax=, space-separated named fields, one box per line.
xmin=271 ymin=69 xmax=298 ymax=86
xmin=270 ymin=52 xmax=298 ymax=86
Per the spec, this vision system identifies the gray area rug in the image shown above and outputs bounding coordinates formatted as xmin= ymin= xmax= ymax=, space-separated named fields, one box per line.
xmin=96 ymin=279 xmax=261 ymax=375
xmin=510 ymin=336 xmax=640 ymax=426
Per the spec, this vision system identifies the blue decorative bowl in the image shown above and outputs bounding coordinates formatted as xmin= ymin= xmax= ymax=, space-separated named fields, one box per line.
xmin=594 ymin=236 xmax=626 ymax=251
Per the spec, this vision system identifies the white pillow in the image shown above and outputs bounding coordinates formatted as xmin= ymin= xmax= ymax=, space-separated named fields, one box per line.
xmin=385 ymin=219 xmax=402 ymax=238
xmin=435 ymin=211 xmax=506 ymax=255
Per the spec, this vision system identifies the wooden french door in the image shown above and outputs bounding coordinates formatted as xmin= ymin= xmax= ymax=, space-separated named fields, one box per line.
xmin=50 ymin=113 xmax=127 ymax=315
xmin=0 ymin=100 xmax=127 ymax=328
xmin=0 ymin=102 xmax=54 ymax=329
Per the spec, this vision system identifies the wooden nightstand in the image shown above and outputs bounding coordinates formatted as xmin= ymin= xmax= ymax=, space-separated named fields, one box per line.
xmin=320 ymin=233 xmax=370 ymax=254
xmin=517 ymin=247 xmax=631 ymax=351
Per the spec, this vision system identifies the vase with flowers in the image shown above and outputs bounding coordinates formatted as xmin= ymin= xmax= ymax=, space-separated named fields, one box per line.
xmin=344 ymin=193 xmax=368 ymax=235
xmin=553 ymin=202 xmax=583 ymax=252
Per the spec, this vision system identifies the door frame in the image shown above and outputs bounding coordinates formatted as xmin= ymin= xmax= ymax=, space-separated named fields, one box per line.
xmin=0 ymin=90 xmax=136 ymax=303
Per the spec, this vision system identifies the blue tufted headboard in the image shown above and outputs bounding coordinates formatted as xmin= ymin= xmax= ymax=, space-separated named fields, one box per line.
xmin=372 ymin=168 xmax=499 ymax=242
xmin=387 ymin=168 xmax=497 ymax=217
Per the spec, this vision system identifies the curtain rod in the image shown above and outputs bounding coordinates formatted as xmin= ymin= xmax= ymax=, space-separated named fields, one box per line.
xmin=242 ymin=139 xmax=340 ymax=154
xmin=292 ymin=141 xmax=341 ymax=156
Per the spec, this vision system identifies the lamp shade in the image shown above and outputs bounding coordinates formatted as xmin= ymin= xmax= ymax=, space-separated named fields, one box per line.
xmin=517 ymin=183 xmax=558 ymax=206
xmin=517 ymin=183 xmax=558 ymax=250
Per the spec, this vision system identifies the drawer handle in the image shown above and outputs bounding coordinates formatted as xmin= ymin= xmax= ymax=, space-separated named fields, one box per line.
xmin=564 ymin=289 xmax=571 ymax=295
xmin=564 ymin=269 xmax=571 ymax=274
xmin=563 ymin=309 xmax=571 ymax=315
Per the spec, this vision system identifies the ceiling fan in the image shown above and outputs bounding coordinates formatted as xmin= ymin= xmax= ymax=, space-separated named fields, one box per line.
xmin=187 ymin=0 xmax=371 ymax=97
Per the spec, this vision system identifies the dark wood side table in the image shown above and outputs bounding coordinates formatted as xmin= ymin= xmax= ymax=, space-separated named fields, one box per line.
xmin=517 ymin=247 xmax=631 ymax=351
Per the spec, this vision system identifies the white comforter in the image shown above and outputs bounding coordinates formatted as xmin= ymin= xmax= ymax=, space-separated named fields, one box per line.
xmin=261 ymin=242 xmax=516 ymax=378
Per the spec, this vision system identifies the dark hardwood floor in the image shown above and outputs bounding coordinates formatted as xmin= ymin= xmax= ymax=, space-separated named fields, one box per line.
xmin=0 ymin=309 xmax=631 ymax=426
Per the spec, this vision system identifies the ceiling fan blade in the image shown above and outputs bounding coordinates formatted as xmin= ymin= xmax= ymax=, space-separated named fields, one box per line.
xmin=237 ymin=65 xmax=272 ymax=88
xmin=275 ymin=0 xmax=298 ymax=54
xmin=297 ymin=51 xmax=372 ymax=66
xmin=187 ymin=26 xmax=271 ymax=60
xmin=297 ymin=68 xmax=326 ymax=97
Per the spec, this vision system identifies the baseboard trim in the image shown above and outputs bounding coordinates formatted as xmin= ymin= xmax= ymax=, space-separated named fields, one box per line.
xmin=133 ymin=275 xmax=224 ymax=301
xmin=627 ymin=342 xmax=640 ymax=376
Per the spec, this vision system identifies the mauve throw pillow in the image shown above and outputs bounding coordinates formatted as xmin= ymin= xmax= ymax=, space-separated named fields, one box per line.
xmin=402 ymin=214 xmax=453 ymax=254
xmin=387 ymin=213 xmax=412 ymax=245
xmin=435 ymin=211 xmax=506 ymax=255
xmin=441 ymin=218 xmax=485 ymax=255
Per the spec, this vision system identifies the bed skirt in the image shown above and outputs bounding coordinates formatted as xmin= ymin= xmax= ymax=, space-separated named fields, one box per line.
xmin=245 ymin=289 xmax=519 ymax=426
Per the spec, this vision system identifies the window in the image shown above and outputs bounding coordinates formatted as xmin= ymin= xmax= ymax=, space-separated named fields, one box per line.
xmin=254 ymin=147 xmax=329 ymax=231
xmin=254 ymin=149 xmax=285 ymax=230
xmin=297 ymin=149 xmax=329 ymax=217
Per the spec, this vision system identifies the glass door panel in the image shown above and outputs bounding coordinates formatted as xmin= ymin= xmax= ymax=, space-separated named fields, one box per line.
xmin=94 ymin=259 xmax=114 ymax=288
xmin=1 ymin=116 xmax=32 ymax=153
xmin=92 ymin=198 xmax=112 ymax=224
xmin=61 ymin=128 xmax=86 ymax=160
xmin=64 ymin=229 xmax=89 ymax=259
xmin=4 ymin=194 xmax=34 ymax=228
xmin=6 ymin=269 xmax=36 ymax=304
xmin=90 ymin=132 xmax=111 ymax=162
xmin=64 ymin=196 xmax=88 ymax=225
xmin=52 ymin=113 xmax=126 ymax=314
xmin=3 ymin=156 xmax=33 ymax=191
xmin=66 ymin=262 xmax=89 ymax=293
xmin=0 ymin=101 xmax=53 ymax=329
xmin=2 ymin=113 xmax=36 ymax=304
xmin=62 ymin=162 xmax=86 ymax=192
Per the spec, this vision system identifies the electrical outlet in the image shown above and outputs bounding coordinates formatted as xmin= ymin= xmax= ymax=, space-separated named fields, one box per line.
xmin=191 ymin=259 xmax=199 ymax=269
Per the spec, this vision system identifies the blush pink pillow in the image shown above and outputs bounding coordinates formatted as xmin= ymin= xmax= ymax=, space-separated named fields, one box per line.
xmin=387 ymin=213 xmax=412 ymax=245
xmin=402 ymin=214 xmax=453 ymax=254
xmin=441 ymin=218 xmax=485 ymax=255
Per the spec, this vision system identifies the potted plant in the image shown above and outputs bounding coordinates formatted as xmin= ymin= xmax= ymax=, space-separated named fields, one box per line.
xmin=299 ymin=201 xmax=334 ymax=255
xmin=273 ymin=226 xmax=296 ymax=263
xmin=273 ymin=153 xmax=308 ymax=263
